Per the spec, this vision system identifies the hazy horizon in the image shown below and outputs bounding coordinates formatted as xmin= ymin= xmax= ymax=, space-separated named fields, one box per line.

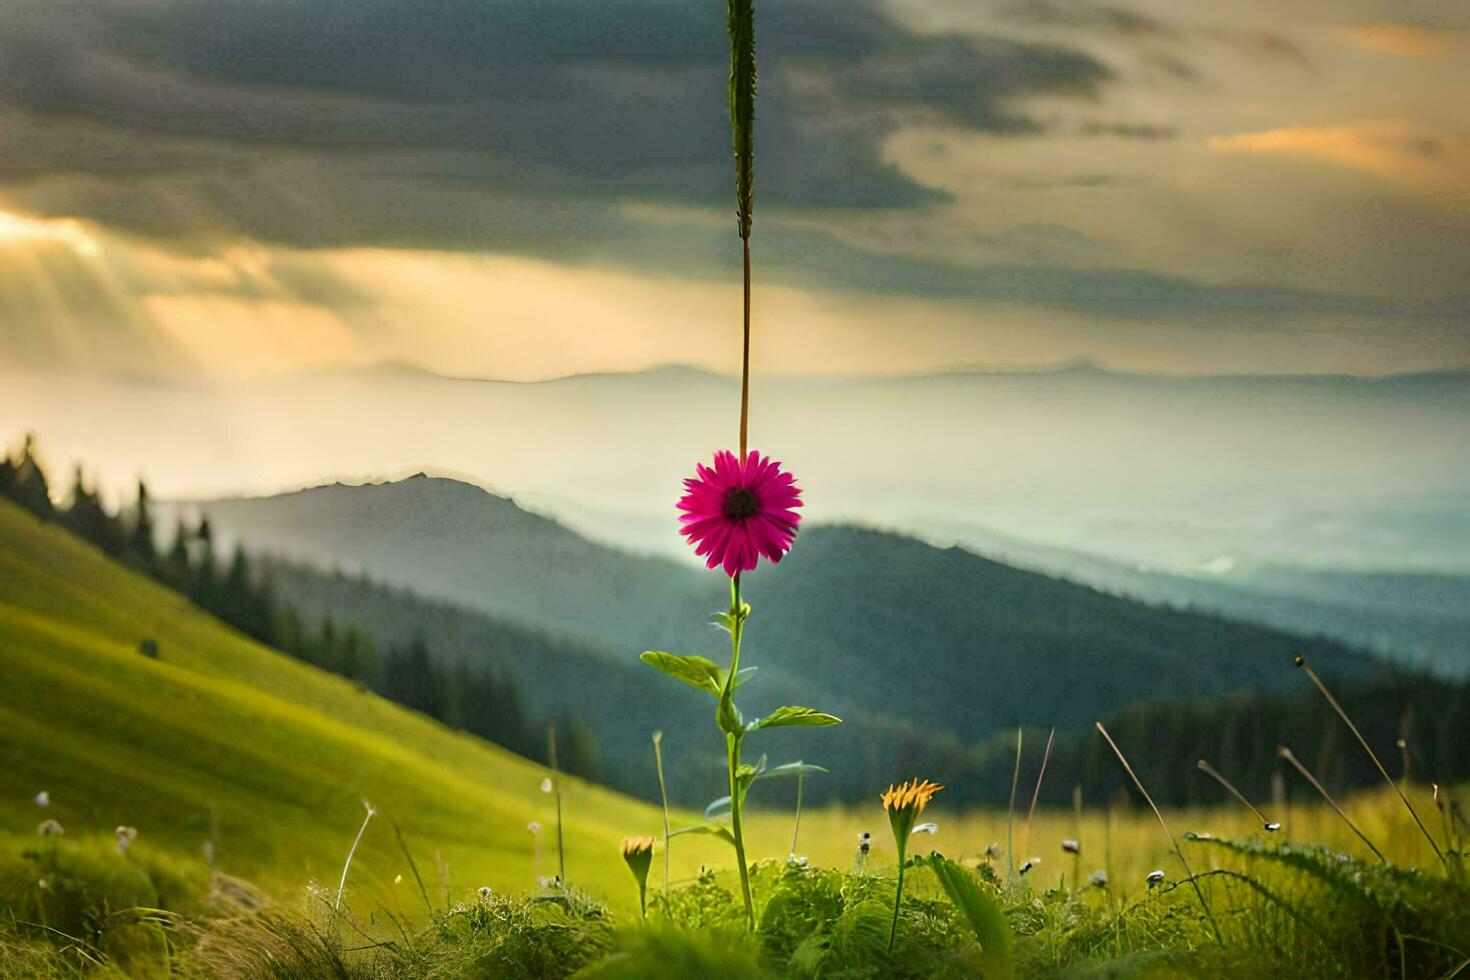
xmin=8 ymin=360 xmax=1467 ymax=580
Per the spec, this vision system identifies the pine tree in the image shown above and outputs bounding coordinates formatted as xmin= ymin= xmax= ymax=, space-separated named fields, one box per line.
xmin=128 ymin=479 xmax=157 ymax=570
xmin=11 ymin=434 xmax=54 ymax=520
xmin=317 ymin=614 xmax=339 ymax=673
xmin=163 ymin=517 xmax=193 ymax=589
xmin=62 ymin=465 xmax=126 ymax=556
xmin=0 ymin=451 xmax=15 ymax=500
xmin=219 ymin=543 xmax=251 ymax=628
xmin=192 ymin=516 xmax=219 ymax=611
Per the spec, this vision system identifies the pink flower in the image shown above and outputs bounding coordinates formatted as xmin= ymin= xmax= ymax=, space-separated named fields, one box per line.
xmin=678 ymin=450 xmax=802 ymax=577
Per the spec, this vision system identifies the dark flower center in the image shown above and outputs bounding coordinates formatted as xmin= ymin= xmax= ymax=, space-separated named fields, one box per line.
xmin=722 ymin=486 xmax=760 ymax=520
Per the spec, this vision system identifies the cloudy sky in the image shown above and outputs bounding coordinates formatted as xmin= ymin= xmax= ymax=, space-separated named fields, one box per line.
xmin=0 ymin=0 xmax=1466 ymax=381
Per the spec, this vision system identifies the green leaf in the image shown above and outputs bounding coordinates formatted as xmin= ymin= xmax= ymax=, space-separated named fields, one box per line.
xmin=668 ymin=824 xmax=736 ymax=848
xmin=709 ymin=761 xmax=824 ymax=818
xmin=640 ymin=651 xmax=723 ymax=697
xmin=746 ymin=706 xmax=842 ymax=731
xmin=730 ymin=666 xmax=758 ymax=690
xmin=912 ymin=852 xmax=1013 ymax=980
xmin=757 ymin=761 xmax=828 ymax=779
xmin=711 ymin=599 xmax=750 ymax=635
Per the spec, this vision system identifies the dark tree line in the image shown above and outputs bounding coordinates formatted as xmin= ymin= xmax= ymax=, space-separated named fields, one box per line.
xmin=0 ymin=434 xmax=601 ymax=782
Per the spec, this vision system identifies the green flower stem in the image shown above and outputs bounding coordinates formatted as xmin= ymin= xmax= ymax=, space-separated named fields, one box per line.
xmin=652 ymin=732 xmax=671 ymax=897
xmin=725 ymin=573 xmax=756 ymax=931
xmin=727 ymin=733 xmax=754 ymax=929
xmin=888 ymin=838 xmax=907 ymax=952
xmin=790 ymin=770 xmax=804 ymax=858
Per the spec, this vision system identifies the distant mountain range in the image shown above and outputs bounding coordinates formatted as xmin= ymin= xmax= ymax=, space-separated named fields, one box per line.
xmin=15 ymin=357 xmax=1463 ymax=674
xmin=10 ymin=360 xmax=1468 ymax=574
xmin=913 ymin=520 xmax=1470 ymax=677
xmin=160 ymin=473 xmax=1389 ymax=804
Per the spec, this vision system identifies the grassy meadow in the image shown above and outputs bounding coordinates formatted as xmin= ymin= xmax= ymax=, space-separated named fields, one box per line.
xmin=4 ymin=494 xmax=1469 ymax=976
xmin=0 ymin=498 xmax=733 ymax=906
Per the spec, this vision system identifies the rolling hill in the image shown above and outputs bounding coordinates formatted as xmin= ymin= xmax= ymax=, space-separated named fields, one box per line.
xmin=165 ymin=475 xmax=1388 ymax=805
xmin=914 ymin=518 xmax=1470 ymax=677
xmin=0 ymin=497 xmax=715 ymax=905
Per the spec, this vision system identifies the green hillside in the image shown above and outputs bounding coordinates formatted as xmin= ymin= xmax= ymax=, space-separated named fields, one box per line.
xmin=0 ymin=497 xmax=704 ymax=906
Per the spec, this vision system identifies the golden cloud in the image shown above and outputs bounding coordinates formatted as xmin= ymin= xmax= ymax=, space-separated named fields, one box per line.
xmin=1207 ymin=122 xmax=1468 ymax=190
xmin=1336 ymin=25 xmax=1453 ymax=59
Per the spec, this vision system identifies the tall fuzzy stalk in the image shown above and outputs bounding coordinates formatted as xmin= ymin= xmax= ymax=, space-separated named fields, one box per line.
xmin=1096 ymin=723 xmax=1222 ymax=945
xmin=1071 ymin=784 xmax=1082 ymax=893
xmin=1021 ymin=727 xmax=1055 ymax=860
xmin=723 ymin=2 xmax=757 ymax=925
xmin=1294 ymin=655 xmax=1446 ymax=869
xmin=335 ymin=800 xmax=376 ymax=910
xmin=727 ymin=0 xmax=755 ymax=456
xmin=1006 ymin=727 xmax=1022 ymax=887
xmin=1277 ymin=745 xmax=1386 ymax=863
xmin=1197 ymin=758 xmax=1275 ymax=830
xmin=548 ymin=726 xmax=566 ymax=885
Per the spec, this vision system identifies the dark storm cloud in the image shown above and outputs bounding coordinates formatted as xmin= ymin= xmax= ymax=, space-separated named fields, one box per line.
xmin=1 ymin=0 xmax=1406 ymax=330
xmin=1079 ymin=121 xmax=1175 ymax=139
xmin=746 ymin=226 xmax=1406 ymax=320
xmin=0 ymin=0 xmax=1111 ymax=223
xmin=1000 ymin=1 xmax=1176 ymax=37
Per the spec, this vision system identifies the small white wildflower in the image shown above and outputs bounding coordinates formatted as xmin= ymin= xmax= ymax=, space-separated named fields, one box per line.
xmin=394 ymin=874 xmax=403 ymax=885
xmin=35 ymin=791 xmax=49 ymax=808
xmin=1019 ymin=857 xmax=1040 ymax=875
xmin=115 ymin=826 xmax=138 ymax=854
xmin=787 ymin=853 xmax=808 ymax=868
xmin=477 ymin=886 xmax=492 ymax=901
xmin=540 ymin=778 xmax=554 ymax=794
xmin=37 ymin=819 xmax=63 ymax=838
xmin=1146 ymin=869 xmax=1166 ymax=887
xmin=1061 ymin=839 xmax=1080 ymax=854
xmin=527 ymin=821 xmax=541 ymax=834
xmin=911 ymin=822 xmax=938 ymax=835
xmin=1264 ymin=822 xmax=1281 ymax=832
xmin=983 ymin=842 xmax=1000 ymax=859
xmin=1089 ymin=870 xmax=1108 ymax=889
xmin=37 ymin=879 xmax=48 ymax=890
